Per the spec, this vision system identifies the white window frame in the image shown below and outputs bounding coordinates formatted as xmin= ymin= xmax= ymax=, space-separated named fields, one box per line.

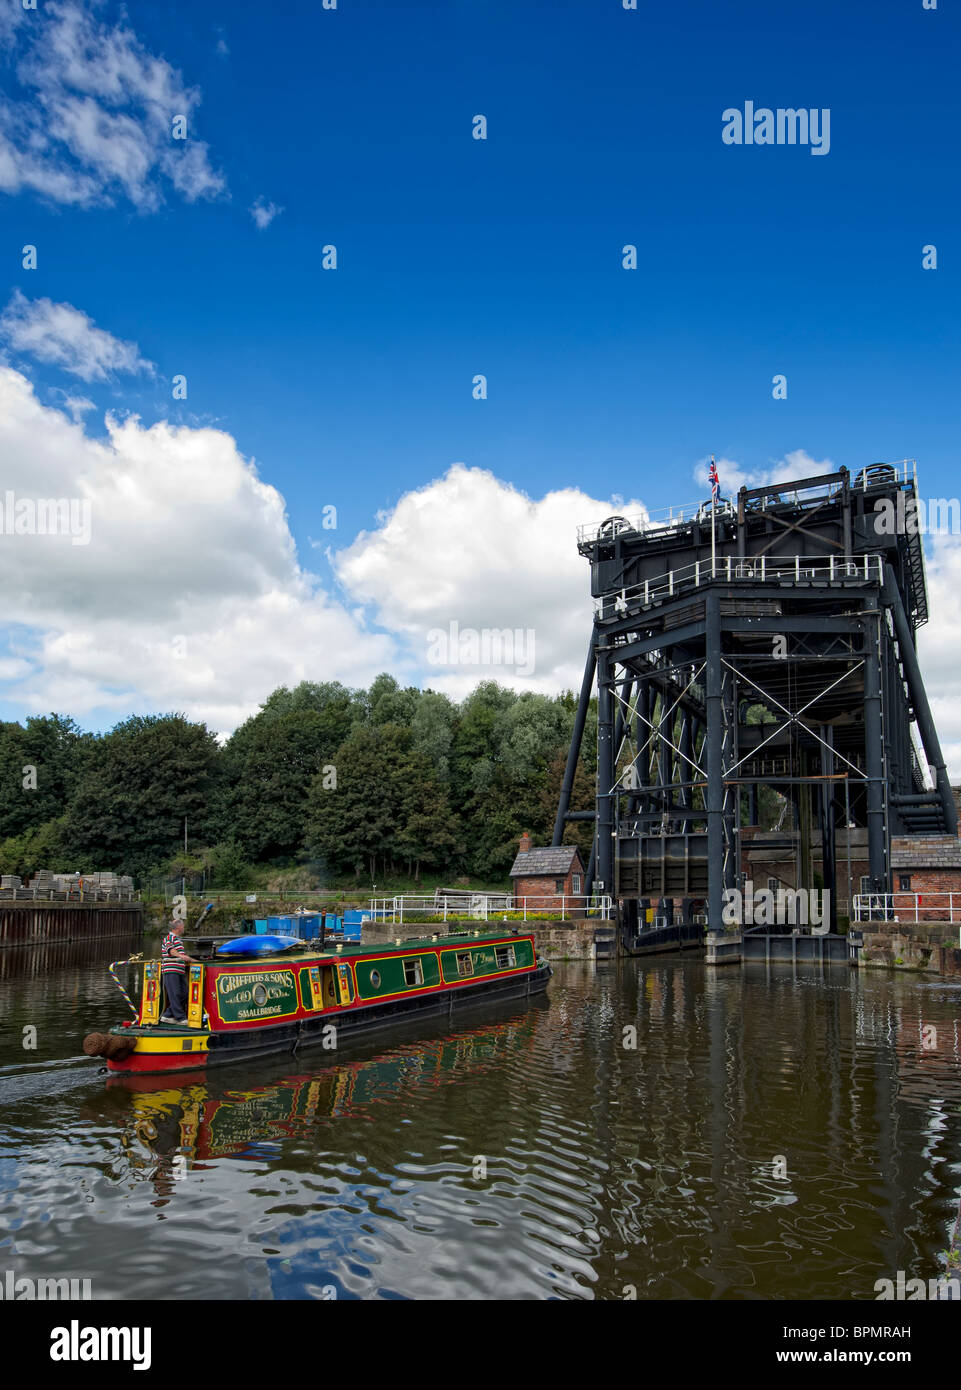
xmin=402 ymin=958 xmax=424 ymax=987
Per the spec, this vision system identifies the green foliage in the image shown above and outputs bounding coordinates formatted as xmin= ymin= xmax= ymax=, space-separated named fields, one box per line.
xmin=0 ymin=816 xmax=73 ymax=877
xmin=0 ymin=714 xmax=90 ymax=840
xmin=64 ymin=713 xmax=221 ymax=879
xmin=221 ymin=708 xmax=343 ymax=860
xmin=305 ymin=722 xmax=458 ymax=880
xmin=207 ymin=840 xmax=257 ymax=890
xmin=0 ymin=676 xmax=601 ymax=887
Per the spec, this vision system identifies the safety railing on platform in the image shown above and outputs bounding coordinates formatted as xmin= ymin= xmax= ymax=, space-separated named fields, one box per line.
xmin=853 ymin=892 xmax=961 ymax=926
xmin=369 ymin=893 xmax=613 ymax=924
xmin=576 ymin=461 xmax=918 ymax=545
xmin=596 ymin=553 xmax=884 ymax=615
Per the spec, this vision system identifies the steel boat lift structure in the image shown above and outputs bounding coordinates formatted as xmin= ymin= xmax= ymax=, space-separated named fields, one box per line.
xmin=553 ymin=462 xmax=955 ymax=947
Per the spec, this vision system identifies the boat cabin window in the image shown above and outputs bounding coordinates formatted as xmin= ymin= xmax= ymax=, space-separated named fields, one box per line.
xmin=455 ymin=952 xmax=473 ymax=978
xmin=369 ymin=969 xmax=382 ymax=990
xmin=403 ymin=958 xmax=424 ymax=986
xmin=494 ymin=945 xmax=516 ymax=969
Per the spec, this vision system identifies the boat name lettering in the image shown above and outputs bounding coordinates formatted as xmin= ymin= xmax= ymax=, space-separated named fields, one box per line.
xmin=216 ymin=970 xmax=297 ymax=1022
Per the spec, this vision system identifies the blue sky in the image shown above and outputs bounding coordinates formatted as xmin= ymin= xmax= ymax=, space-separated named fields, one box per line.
xmin=0 ymin=0 xmax=959 ymax=747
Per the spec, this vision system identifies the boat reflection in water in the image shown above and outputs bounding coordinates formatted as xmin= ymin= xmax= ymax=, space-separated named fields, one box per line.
xmin=111 ymin=1001 xmax=546 ymax=1195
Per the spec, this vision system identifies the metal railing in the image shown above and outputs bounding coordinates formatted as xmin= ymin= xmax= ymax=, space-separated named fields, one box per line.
xmin=596 ymin=553 xmax=883 ymax=615
xmin=855 ymin=459 xmax=917 ymax=490
xmin=854 ymin=892 xmax=961 ymax=926
xmin=576 ymin=461 xmax=918 ymax=545
xmin=369 ymin=893 xmax=613 ymax=924
xmin=577 ymin=499 xmax=732 ymax=544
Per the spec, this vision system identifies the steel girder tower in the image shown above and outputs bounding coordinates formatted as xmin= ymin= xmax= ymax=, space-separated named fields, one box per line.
xmin=553 ymin=462 xmax=955 ymax=931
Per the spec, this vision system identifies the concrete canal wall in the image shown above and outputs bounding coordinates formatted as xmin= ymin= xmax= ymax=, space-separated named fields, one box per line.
xmin=0 ymin=901 xmax=144 ymax=948
xmin=856 ymin=919 xmax=961 ymax=973
xmin=706 ymin=921 xmax=961 ymax=973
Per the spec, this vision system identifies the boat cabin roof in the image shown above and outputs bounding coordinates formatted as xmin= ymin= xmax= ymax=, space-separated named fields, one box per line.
xmin=211 ymin=929 xmax=531 ymax=966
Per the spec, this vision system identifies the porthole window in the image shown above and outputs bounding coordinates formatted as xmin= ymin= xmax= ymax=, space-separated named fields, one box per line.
xmin=252 ymin=983 xmax=268 ymax=1006
xmin=369 ymin=969 xmax=381 ymax=990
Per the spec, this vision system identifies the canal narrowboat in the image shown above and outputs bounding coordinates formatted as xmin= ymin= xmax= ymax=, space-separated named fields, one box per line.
xmin=82 ymin=930 xmax=551 ymax=1075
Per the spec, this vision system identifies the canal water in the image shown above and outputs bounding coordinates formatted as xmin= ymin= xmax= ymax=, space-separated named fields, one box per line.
xmin=1 ymin=935 xmax=960 ymax=1301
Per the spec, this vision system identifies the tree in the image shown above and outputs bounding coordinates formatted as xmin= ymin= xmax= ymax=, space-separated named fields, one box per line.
xmin=305 ymin=723 xmax=458 ymax=880
xmin=223 ymin=709 xmax=342 ymax=861
xmin=65 ymin=714 xmax=221 ymax=879
xmin=0 ymin=816 xmax=71 ymax=878
xmin=411 ymin=691 xmax=456 ymax=782
xmin=207 ymin=840 xmax=256 ymax=890
xmin=0 ymin=714 xmax=89 ymax=840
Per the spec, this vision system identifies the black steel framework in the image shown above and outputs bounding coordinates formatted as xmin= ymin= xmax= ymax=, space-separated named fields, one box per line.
xmin=555 ymin=463 xmax=955 ymax=930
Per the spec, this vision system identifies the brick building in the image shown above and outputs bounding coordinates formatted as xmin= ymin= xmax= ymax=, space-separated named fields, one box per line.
xmin=741 ymin=786 xmax=961 ymax=922
xmin=888 ymin=833 xmax=961 ymax=920
xmin=509 ymin=833 xmax=587 ymax=914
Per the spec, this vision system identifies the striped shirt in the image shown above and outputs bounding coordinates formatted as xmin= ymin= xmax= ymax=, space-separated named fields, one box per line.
xmin=161 ymin=932 xmax=188 ymax=974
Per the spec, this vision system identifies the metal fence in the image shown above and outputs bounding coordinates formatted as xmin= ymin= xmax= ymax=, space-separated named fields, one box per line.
xmin=597 ymin=553 xmax=884 ymax=614
xmin=369 ymin=893 xmax=613 ymax=924
xmin=854 ymin=892 xmax=961 ymax=925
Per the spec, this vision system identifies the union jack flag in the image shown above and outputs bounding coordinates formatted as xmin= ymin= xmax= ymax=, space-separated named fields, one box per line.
xmin=709 ymin=455 xmax=720 ymax=501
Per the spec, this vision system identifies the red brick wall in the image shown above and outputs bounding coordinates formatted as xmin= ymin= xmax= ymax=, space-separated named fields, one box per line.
xmin=512 ymin=872 xmax=582 ymax=912
xmin=887 ymin=870 xmax=961 ymax=921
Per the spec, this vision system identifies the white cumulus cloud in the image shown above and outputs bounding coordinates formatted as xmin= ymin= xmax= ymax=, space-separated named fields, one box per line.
xmin=335 ymin=465 xmax=643 ymax=698
xmin=692 ymin=448 xmax=836 ymax=498
xmin=918 ymin=537 xmax=961 ymax=781
xmin=0 ymin=367 xmax=394 ymax=733
xmin=0 ymin=0 xmax=225 ymax=210
xmin=0 ymin=290 xmax=154 ymax=382
xmin=249 ymin=197 xmax=283 ymax=230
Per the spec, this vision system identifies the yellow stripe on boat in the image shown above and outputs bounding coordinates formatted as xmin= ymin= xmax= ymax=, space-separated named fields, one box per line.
xmin=133 ymin=1034 xmax=210 ymax=1054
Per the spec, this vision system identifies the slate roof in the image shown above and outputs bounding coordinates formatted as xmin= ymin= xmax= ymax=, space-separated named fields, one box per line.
xmin=509 ymin=845 xmax=584 ymax=877
xmin=890 ymin=836 xmax=961 ymax=869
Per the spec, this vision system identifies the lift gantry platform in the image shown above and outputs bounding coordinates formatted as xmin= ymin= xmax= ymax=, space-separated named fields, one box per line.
xmin=554 ymin=462 xmax=954 ymax=935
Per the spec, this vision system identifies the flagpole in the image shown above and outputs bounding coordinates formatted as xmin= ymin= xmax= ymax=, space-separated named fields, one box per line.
xmin=711 ymin=454 xmax=717 ymax=578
